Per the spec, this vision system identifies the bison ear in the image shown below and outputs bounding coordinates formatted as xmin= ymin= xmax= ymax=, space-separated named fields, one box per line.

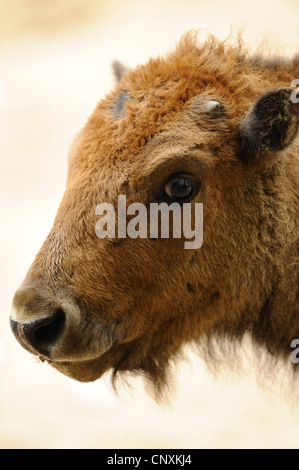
xmin=112 ymin=60 xmax=129 ymax=82
xmin=237 ymin=88 xmax=299 ymax=162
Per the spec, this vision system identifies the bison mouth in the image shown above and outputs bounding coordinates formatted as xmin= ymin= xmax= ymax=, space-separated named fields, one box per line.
xmin=10 ymin=285 xmax=124 ymax=373
xmin=10 ymin=286 xmax=164 ymax=388
xmin=45 ymin=339 xmax=160 ymax=392
xmin=44 ymin=344 xmax=125 ymax=383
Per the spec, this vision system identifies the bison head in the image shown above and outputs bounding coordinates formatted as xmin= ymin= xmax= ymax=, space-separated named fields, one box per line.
xmin=10 ymin=34 xmax=299 ymax=396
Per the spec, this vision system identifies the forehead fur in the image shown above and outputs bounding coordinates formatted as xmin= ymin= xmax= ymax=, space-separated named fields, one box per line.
xmin=79 ymin=32 xmax=296 ymax=166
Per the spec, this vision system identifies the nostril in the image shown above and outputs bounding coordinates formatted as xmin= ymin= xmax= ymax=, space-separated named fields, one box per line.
xmin=23 ymin=308 xmax=66 ymax=356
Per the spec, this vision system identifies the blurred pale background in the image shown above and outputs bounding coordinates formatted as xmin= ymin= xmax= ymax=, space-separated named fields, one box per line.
xmin=1 ymin=0 xmax=299 ymax=449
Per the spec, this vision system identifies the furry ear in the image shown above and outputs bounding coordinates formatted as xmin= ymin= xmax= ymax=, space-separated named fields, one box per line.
xmin=237 ymin=88 xmax=299 ymax=162
xmin=112 ymin=60 xmax=129 ymax=82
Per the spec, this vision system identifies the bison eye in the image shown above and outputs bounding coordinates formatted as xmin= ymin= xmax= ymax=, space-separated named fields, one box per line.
xmin=163 ymin=173 xmax=200 ymax=202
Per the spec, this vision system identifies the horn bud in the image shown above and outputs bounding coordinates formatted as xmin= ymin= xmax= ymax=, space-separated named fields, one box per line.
xmin=205 ymin=100 xmax=221 ymax=116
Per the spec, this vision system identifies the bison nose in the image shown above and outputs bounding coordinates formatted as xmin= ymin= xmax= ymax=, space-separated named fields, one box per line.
xmin=10 ymin=309 xmax=66 ymax=357
xmin=10 ymin=285 xmax=79 ymax=359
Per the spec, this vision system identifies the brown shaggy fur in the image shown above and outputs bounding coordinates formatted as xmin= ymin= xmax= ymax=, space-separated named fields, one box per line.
xmin=10 ymin=33 xmax=299 ymax=398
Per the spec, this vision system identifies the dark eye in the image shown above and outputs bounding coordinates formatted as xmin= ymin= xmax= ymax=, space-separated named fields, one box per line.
xmin=163 ymin=173 xmax=200 ymax=202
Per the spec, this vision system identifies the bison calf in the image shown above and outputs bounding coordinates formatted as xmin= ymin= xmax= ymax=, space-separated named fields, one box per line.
xmin=10 ymin=33 xmax=299 ymax=397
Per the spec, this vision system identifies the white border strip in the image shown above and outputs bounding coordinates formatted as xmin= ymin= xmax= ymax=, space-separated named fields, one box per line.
xmin=0 ymin=340 xmax=4 ymax=364
xmin=0 ymin=80 xmax=5 ymax=104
